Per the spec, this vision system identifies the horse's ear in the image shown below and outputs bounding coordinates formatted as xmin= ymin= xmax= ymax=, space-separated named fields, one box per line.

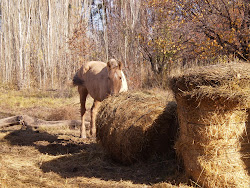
xmin=118 ymin=61 xmax=123 ymax=70
xmin=107 ymin=61 xmax=111 ymax=70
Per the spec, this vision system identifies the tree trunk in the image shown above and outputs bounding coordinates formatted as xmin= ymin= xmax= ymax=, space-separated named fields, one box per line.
xmin=0 ymin=115 xmax=82 ymax=129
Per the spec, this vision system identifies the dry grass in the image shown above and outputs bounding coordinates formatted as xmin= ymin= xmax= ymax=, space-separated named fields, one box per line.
xmin=0 ymin=88 xmax=80 ymax=120
xmin=47 ymin=106 xmax=80 ymax=121
xmin=0 ymin=88 xmax=191 ymax=188
xmin=0 ymin=126 xmax=145 ymax=188
xmin=170 ymin=62 xmax=250 ymax=187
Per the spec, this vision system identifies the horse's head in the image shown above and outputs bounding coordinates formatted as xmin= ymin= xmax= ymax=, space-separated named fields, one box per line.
xmin=107 ymin=59 xmax=124 ymax=95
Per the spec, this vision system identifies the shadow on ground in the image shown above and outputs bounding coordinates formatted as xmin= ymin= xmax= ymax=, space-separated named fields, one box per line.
xmin=3 ymin=129 xmax=86 ymax=155
xmin=40 ymin=150 xmax=185 ymax=185
xmin=2 ymin=128 xmax=187 ymax=185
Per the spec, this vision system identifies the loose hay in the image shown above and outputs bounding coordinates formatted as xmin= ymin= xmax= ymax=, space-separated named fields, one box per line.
xmin=47 ymin=106 xmax=79 ymax=121
xmin=170 ymin=62 xmax=250 ymax=188
xmin=96 ymin=91 xmax=178 ymax=165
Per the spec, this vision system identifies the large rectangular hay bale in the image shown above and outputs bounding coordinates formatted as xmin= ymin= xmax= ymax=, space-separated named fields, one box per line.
xmin=96 ymin=91 xmax=178 ymax=165
xmin=170 ymin=63 xmax=250 ymax=188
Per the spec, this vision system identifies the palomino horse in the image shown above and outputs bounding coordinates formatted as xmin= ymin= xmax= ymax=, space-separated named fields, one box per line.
xmin=73 ymin=59 xmax=128 ymax=138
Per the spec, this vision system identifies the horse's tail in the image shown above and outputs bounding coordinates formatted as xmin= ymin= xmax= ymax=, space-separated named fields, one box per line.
xmin=73 ymin=72 xmax=84 ymax=86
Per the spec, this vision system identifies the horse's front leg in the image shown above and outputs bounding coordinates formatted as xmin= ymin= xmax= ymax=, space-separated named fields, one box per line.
xmin=79 ymin=87 xmax=88 ymax=139
xmin=90 ymin=100 xmax=101 ymax=137
xmin=80 ymin=106 xmax=87 ymax=139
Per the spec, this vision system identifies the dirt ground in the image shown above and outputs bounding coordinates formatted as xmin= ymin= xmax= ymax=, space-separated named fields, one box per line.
xmin=0 ymin=90 xmax=192 ymax=188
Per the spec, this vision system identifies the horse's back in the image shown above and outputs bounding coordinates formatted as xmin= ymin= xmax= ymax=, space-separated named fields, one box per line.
xmin=83 ymin=61 xmax=106 ymax=74
xmin=73 ymin=61 xmax=106 ymax=84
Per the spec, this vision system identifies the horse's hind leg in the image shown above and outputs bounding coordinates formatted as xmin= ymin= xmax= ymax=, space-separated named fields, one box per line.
xmin=90 ymin=100 xmax=100 ymax=137
xmin=78 ymin=86 xmax=88 ymax=139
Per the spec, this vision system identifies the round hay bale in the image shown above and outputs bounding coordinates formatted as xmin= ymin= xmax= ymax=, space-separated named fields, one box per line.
xmin=170 ymin=62 xmax=250 ymax=188
xmin=96 ymin=90 xmax=178 ymax=165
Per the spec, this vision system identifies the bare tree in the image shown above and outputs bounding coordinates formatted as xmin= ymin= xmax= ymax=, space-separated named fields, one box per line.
xmin=2 ymin=0 xmax=246 ymax=91
xmin=0 ymin=0 xmax=83 ymax=89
